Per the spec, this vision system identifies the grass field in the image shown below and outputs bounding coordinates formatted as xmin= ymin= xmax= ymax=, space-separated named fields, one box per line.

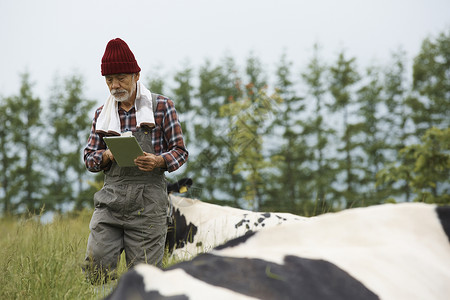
xmin=0 ymin=209 xmax=176 ymax=300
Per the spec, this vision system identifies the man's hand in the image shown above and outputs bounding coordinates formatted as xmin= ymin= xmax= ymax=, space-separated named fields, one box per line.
xmin=101 ymin=149 xmax=114 ymax=167
xmin=134 ymin=152 xmax=166 ymax=172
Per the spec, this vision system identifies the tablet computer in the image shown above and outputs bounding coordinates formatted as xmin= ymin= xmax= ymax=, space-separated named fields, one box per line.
xmin=103 ymin=136 xmax=144 ymax=167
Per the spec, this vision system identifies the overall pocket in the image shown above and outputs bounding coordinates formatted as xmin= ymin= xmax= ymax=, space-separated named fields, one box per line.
xmin=94 ymin=184 xmax=144 ymax=213
xmin=142 ymin=184 xmax=168 ymax=224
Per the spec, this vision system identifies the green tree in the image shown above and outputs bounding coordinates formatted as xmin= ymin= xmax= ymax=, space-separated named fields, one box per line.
xmin=0 ymin=99 xmax=20 ymax=215
xmin=411 ymin=30 xmax=450 ymax=135
xmin=214 ymin=56 xmax=245 ymax=205
xmin=186 ymin=57 xmax=244 ymax=205
xmin=171 ymin=64 xmax=194 ymax=146
xmin=220 ymin=86 xmax=282 ymax=211
xmin=377 ymin=127 xmax=450 ymax=204
xmin=300 ymin=45 xmax=338 ymax=214
xmin=5 ymin=73 xmax=44 ymax=213
xmin=190 ymin=59 xmax=229 ymax=202
xmin=355 ymin=65 xmax=392 ymax=205
xmin=244 ymin=53 xmax=267 ymax=103
xmin=264 ymin=53 xmax=311 ymax=214
xmin=328 ymin=52 xmax=361 ymax=208
xmin=381 ymin=50 xmax=414 ymax=201
xmin=45 ymin=74 xmax=96 ymax=211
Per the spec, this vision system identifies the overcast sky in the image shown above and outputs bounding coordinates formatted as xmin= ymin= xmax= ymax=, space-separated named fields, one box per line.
xmin=1 ymin=0 xmax=449 ymax=107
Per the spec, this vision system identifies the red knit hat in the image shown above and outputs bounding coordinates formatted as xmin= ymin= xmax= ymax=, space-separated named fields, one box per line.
xmin=101 ymin=38 xmax=141 ymax=76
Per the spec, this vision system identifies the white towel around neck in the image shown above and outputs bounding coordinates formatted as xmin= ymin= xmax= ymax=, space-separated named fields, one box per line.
xmin=95 ymin=81 xmax=155 ymax=135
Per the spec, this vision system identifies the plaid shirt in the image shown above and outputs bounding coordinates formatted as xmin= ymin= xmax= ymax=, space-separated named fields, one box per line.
xmin=84 ymin=95 xmax=188 ymax=173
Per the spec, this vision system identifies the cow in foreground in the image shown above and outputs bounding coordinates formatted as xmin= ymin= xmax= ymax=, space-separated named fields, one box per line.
xmin=106 ymin=203 xmax=450 ymax=300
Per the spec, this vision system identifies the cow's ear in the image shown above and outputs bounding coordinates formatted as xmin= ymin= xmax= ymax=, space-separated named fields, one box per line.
xmin=178 ymin=178 xmax=193 ymax=193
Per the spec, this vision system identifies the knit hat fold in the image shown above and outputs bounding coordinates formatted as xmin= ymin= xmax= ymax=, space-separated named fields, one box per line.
xmin=101 ymin=38 xmax=141 ymax=76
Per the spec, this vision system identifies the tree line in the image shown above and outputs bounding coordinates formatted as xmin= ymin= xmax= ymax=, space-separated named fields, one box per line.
xmin=1 ymin=29 xmax=449 ymax=217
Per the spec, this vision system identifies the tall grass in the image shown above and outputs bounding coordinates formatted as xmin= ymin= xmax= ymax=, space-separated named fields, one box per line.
xmin=0 ymin=210 xmax=128 ymax=300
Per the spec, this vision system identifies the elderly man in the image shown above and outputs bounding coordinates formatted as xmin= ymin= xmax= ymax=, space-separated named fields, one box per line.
xmin=83 ymin=38 xmax=188 ymax=282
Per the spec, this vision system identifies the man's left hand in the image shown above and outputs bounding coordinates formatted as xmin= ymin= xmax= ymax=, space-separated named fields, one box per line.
xmin=134 ymin=152 xmax=165 ymax=172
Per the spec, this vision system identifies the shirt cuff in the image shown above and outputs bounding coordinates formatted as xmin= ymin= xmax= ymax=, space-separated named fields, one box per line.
xmin=160 ymin=153 xmax=176 ymax=172
xmin=86 ymin=150 xmax=108 ymax=172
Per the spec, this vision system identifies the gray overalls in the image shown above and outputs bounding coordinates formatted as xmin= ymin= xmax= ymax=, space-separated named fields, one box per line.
xmin=84 ymin=126 xmax=168 ymax=280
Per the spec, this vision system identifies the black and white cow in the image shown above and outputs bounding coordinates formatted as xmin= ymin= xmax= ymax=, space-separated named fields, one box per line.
xmin=166 ymin=178 xmax=302 ymax=259
xmin=165 ymin=195 xmax=306 ymax=259
xmin=106 ymin=203 xmax=450 ymax=300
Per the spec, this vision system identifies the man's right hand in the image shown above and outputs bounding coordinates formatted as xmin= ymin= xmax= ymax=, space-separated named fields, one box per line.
xmin=101 ymin=149 xmax=114 ymax=167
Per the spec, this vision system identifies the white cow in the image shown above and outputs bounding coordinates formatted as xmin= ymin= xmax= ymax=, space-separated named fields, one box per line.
xmin=166 ymin=195 xmax=306 ymax=259
xmin=107 ymin=203 xmax=450 ymax=300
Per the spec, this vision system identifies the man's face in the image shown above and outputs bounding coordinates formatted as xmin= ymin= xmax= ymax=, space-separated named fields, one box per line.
xmin=105 ymin=73 xmax=140 ymax=102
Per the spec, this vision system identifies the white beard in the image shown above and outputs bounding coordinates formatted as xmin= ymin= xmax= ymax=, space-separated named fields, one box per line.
xmin=111 ymin=81 xmax=137 ymax=102
xmin=112 ymin=89 xmax=130 ymax=102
